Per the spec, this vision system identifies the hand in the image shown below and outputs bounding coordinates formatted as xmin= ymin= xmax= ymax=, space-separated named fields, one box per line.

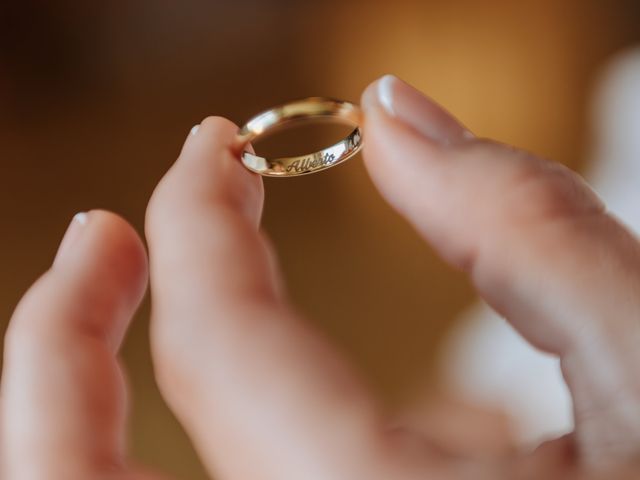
xmin=3 ymin=75 xmax=640 ymax=479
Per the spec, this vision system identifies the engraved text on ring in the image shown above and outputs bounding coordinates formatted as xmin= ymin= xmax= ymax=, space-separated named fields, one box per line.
xmin=286 ymin=152 xmax=336 ymax=173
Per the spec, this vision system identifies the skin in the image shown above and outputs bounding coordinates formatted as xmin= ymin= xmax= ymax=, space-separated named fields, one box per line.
xmin=2 ymin=76 xmax=640 ymax=479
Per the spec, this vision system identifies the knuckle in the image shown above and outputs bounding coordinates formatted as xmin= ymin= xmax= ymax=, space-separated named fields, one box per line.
xmin=150 ymin=331 xmax=189 ymax=401
xmin=149 ymin=315 xmax=213 ymax=411
xmin=144 ymin=173 xmax=184 ymax=238
xmin=501 ymin=152 xmax=605 ymax=225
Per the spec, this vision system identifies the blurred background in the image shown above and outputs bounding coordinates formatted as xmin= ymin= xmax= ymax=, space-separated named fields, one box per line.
xmin=1 ymin=0 xmax=640 ymax=478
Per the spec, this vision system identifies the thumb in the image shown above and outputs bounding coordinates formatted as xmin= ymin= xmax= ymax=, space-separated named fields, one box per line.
xmin=361 ymin=75 xmax=640 ymax=467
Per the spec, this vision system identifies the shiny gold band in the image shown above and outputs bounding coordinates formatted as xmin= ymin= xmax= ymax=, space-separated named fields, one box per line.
xmin=234 ymin=97 xmax=363 ymax=177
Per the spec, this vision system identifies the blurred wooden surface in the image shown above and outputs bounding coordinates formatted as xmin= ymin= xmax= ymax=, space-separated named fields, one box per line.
xmin=1 ymin=1 xmax=639 ymax=478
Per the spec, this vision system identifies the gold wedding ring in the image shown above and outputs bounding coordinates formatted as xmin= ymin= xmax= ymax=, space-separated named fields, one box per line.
xmin=234 ymin=97 xmax=363 ymax=177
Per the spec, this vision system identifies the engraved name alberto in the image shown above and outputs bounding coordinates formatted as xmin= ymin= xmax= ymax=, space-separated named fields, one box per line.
xmin=286 ymin=152 xmax=336 ymax=173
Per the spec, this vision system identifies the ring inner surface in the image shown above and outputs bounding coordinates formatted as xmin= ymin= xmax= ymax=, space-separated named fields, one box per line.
xmin=239 ymin=98 xmax=363 ymax=177
xmin=242 ymin=126 xmax=362 ymax=176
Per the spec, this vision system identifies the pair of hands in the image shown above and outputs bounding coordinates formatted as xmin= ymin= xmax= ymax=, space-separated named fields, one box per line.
xmin=3 ymin=75 xmax=640 ymax=479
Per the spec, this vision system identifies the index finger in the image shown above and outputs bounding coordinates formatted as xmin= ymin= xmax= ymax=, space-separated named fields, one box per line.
xmin=145 ymin=118 xmax=387 ymax=480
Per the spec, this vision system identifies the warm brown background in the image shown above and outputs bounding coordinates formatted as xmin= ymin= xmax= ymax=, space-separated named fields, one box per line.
xmin=1 ymin=1 xmax=639 ymax=478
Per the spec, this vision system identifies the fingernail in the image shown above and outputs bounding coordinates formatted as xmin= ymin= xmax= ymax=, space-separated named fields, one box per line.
xmin=362 ymin=74 xmax=474 ymax=145
xmin=54 ymin=212 xmax=89 ymax=267
xmin=190 ymin=124 xmax=200 ymax=136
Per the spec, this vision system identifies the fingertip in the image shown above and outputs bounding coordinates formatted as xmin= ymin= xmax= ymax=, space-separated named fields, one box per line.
xmin=182 ymin=116 xmax=245 ymax=159
xmin=86 ymin=210 xmax=149 ymax=303
xmin=360 ymin=105 xmax=440 ymax=214
xmin=362 ymin=75 xmax=474 ymax=143
xmin=360 ymin=78 xmax=379 ymax=115
xmin=50 ymin=209 xmax=148 ymax=344
xmin=198 ymin=115 xmax=242 ymax=144
xmin=53 ymin=210 xmax=148 ymax=291
xmin=148 ymin=115 xmax=264 ymax=240
xmin=195 ymin=115 xmax=260 ymax=170
xmin=360 ymin=76 xmax=477 ymax=208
